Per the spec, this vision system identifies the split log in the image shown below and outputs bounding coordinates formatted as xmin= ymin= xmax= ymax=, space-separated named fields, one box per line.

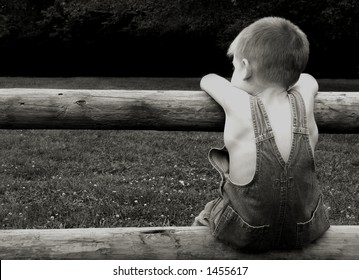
xmin=0 ymin=226 xmax=358 ymax=259
xmin=0 ymin=89 xmax=358 ymax=133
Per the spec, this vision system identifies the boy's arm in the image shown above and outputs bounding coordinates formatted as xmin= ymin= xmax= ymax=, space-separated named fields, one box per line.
xmin=200 ymin=74 xmax=231 ymax=108
xmin=291 ymin=73 xmax=319 ymax=146
xmin=200 ymin=74 xmax=245 ymax=112
xmin=290 ymin=73 xmax=318 ymax=117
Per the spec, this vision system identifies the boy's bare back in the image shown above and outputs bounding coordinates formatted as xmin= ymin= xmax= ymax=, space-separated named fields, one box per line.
xmin=201 ymin=73 xmax=318 ymax=185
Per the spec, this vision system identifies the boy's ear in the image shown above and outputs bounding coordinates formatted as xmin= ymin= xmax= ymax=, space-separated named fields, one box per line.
xmin=242 ymin=58 xmax=252 ymax=80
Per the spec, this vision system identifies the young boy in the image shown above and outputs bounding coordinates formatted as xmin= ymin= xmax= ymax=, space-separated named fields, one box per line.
xmin=193 ymin=17 xmax=330 ymax=252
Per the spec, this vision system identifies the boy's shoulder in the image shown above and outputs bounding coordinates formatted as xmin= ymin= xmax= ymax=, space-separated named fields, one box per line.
xmin=290 ymin=73 xmax=318 ymax=114
xmin=290 ymin=74 xmax=318 ymax=99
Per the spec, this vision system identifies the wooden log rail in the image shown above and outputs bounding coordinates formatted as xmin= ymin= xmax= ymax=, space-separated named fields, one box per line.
xmin=1 ymin=226 xmax=359 ymax=260
xmin=1 ymin=88 xmax=358 ymax=260
xmin=0 ymin=89 xmax=358 ymax=133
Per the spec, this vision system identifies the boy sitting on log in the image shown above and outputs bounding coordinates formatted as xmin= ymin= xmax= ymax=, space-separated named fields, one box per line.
xmin=193 ymin=17 xmax=330 ymax=252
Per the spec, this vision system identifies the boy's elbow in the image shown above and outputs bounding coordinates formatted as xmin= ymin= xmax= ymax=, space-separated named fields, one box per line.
xmin=200 ymin=74 xmax=218 ymax=91
xmin=300 ymin=73 xmax=318 ymax=89
xmin=295 ymin=73 xmax=319 ymax=95
xmin=202 ymin=73 xmax=218 ymax=80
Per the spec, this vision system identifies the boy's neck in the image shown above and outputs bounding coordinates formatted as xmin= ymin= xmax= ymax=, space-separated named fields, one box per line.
xmin=232 ymin=79 xmax=287 ymax=100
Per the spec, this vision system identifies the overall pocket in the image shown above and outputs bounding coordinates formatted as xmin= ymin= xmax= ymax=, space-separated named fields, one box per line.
xmin=212 ymin=204 xmax=270 ymax=252
xmin=296 ymin=195 xmax=330 ymax=248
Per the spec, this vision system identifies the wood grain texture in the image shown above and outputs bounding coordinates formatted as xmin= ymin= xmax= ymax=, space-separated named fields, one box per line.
xmin=1 ymin=226 xmax=358 ymax=259
xmin=0 ymin=89 xmax=358 ymax=132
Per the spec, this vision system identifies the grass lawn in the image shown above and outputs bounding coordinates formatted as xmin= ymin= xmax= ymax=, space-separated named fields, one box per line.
xmin=0 ymin=77 xmax=358 ymax=229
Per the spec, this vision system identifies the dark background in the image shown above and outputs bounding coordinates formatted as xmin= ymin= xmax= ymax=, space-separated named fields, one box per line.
xmin=1 ymin=0 xmax=358 ymax=78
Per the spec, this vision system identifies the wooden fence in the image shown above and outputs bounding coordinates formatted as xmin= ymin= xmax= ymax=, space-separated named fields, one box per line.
xmin=0 ymin=88 xmax=358 ymax=260
xmin=0 ymin=89 xmax=358 ymax=132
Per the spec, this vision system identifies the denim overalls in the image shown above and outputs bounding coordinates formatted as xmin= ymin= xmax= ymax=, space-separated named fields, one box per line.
xmin=193 ymin=90 xmax=330 ymax=252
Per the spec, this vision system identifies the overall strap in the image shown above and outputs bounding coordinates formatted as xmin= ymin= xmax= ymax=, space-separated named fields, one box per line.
xmin=250 ymin=95 xmax=274 ymax=143
xmin=289 ymin=90 xmax=309 ymax=135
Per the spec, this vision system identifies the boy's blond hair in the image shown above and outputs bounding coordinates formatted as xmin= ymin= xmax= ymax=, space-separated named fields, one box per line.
xmin=228 ymin=17 xmax=309 ymax=88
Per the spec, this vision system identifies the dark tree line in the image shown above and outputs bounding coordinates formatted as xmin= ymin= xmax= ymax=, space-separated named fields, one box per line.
xmin=0 ymin=0 xmax=358 ymax=77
